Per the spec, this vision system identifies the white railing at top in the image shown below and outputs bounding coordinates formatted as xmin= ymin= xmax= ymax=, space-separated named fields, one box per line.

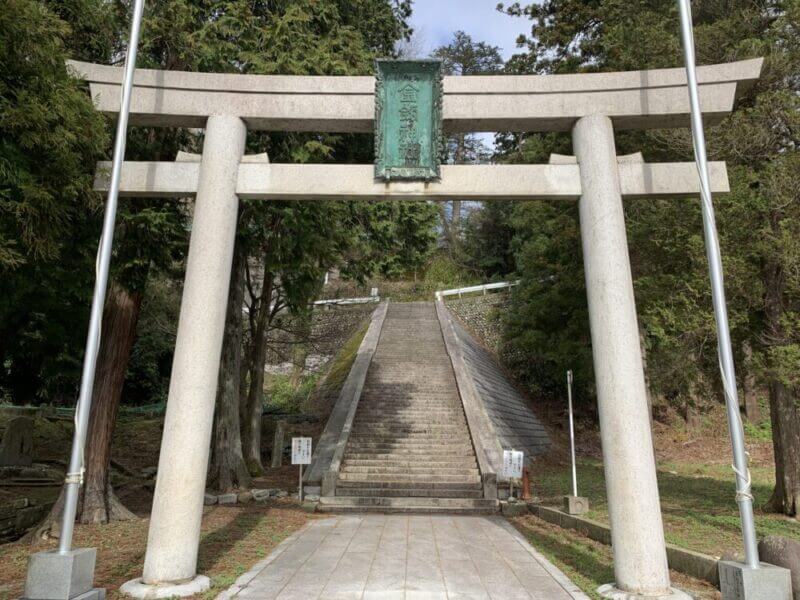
xmin=435 ymin=280 xmax=520 ymax=301
xmin=314 ymin=296 xmax=380 ymax=306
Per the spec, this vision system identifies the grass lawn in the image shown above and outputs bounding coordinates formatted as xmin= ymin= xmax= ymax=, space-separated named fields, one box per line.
xmin=509 ymin=513 xmax=721 ymax=600
xmin=0 ymin=500 xmax=310 ymax=600
xmin=530 ymin=457 xmax=800 ymax=558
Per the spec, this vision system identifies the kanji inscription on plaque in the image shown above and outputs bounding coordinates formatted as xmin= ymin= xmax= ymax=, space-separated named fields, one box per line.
xmin=374 ymin=60 xmax=442 ymax=182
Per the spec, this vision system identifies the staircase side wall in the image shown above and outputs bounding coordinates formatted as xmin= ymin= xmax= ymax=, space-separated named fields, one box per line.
xmin=304 ymin=301 xmax=388 ymax=486
xmin=438 ymin=303 xmax=550 ymax=476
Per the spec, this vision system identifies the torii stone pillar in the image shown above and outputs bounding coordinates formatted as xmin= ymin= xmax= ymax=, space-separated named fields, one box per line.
xmin=573 ymin=114 xmax=689 ymax=600
xmin=121 ymin=115 xmax=246 ymax=598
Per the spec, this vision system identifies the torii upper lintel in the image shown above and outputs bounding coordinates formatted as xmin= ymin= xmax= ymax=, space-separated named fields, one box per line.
xmin=68 ymin=58 xmax=762 ymax=133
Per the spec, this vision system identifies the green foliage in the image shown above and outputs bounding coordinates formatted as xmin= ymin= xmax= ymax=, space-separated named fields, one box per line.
xmin=0 ymin=0 xmax=110 ymax=403
xmin=461 ymin=201 xmax=516 ymax=279
xmin=0 ymin=0 xmax=107 ymax=267
xmin=122 ymin=275 xmax=180 ymax=405
xmin=488 ymin=0 xmax=800 ymax=412
xmin=0 ymin=0 xmax=426 ymax=407
xmin=503 ymin=201 xmax=594 ymax=401
xmin=265 ymin=373 xmax=320 ymax=414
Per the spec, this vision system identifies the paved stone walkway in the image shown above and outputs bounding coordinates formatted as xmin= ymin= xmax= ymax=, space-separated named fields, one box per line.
xmin=219 ymin=514 xmax=589 ymax=600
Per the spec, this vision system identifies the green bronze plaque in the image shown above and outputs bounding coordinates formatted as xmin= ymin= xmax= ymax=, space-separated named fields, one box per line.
xmin=374 ymin=59 xmax=442 ymax=182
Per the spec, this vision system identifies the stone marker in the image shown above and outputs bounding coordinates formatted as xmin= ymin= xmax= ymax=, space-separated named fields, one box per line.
xmin=217 ymin=493 xmax=237 ymax=505
xmin=0 ymin=416 xmax=34 ymax=467
xmin=563 ymin=495 xmax=590 ymax=516
xmin=759 ymin=536 xmax=800 ymax=599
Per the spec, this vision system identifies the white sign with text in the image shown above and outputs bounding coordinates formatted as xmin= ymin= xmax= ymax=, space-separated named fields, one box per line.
xmin=292 ymin=437 xmax=312 ymax=465
xmin=503 ymin=449 xmax=524 ymax=479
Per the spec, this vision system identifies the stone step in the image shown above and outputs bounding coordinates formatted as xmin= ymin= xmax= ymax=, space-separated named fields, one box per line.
xmin=334 ymin=487 xmax=484 ymax=498
xmin=355 ymin=410 xmax=463 ymax=417
xmin=348 ymin=432 xmax=469 ymax=441
xmin=337 ymin=472 xmax=481 ymax=484
xmin=343 ymin=449 xmax=474 ymax=458
xmin=318 ymin=496 xmax=498 ymax=514
xmin=348 ymin=435 xmax=472 ymax=446
xmin=344 ymin=447 xmax=474 ymax=456
xmin=340 ymin=465 xmax=480 ymax=476
xmin=336 ymin=480 xmax=481 ymax=491
xmin=350 ymin=424 xmax=467 ymax=432
xmin=342 ymin=457 xmax=477 ymax=467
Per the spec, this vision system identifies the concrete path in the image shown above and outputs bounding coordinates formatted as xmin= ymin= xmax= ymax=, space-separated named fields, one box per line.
xmin=218 ymin=514 xmax=589 ymax=600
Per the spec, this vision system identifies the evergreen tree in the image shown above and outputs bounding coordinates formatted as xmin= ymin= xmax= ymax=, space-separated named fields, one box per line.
xmin=432 ymin=32 xmax=503 ymax=245
xmin=498 ymin=0 xmax=800 ymax=515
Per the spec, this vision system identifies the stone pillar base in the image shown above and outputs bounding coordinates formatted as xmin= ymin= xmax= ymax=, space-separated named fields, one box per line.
xmin=563 ymin=495 xmax=589 ymax=515
xmin=597 ymin=584 xmax=692 ymax=599
xmin=718 ymin=560 xmax=792 ymax=600
xmin=120 ymin=575 xmax=210 ymax=599
xmin=24 ymin=548 xmax=100 ymax=600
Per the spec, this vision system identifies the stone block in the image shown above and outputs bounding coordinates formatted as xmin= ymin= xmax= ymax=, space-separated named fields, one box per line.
xmin=0 ymin=417 xmax=34 ymax=467
xmin=251 ymin=489 xmax=272 ymax=501
xmin=301 ymin=501 xmax=318 ymax=513
xmin=563 ymin=495 xmax=589 ymax=515
xmin=218 ymin=493 xmax=237 ymax=505
xmin=203 ymin=493 xmax=217 ymax=506
xmin=759 ymin=535 xmax=800 ymax=599
xmin=16 ymin=505 xmax=46 ymax=531
xmin=500 ymin=501 xmax=527 ymax=517
xmin=0 ymin=496 xmax=29 ymax=519
xmin=24 ymin=548 xmax=96 ymax=600
xmin=237 ymin=491 xmax=253 ymax=504
xmin=70 ymin=589 xmax=105 ymax=600
xmin=719 ymin=560 xmax=792 ymax=600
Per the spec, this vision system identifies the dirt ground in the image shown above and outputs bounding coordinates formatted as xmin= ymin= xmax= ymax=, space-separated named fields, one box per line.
xmin=0 ymin=499 xmax=310 ymax=600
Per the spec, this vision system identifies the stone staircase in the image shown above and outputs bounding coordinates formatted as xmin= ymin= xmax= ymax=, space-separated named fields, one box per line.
xmin=318 ymin=302 xmax=496 ymax=513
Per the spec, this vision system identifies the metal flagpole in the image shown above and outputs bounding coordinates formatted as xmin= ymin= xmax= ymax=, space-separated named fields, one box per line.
xmin=676 ymin=0 xmax=759 ymax=569
xmin=567 ymin=370 xmax=578 ymax=497
xmin=58 ymin=0 xmax=146 ymax=555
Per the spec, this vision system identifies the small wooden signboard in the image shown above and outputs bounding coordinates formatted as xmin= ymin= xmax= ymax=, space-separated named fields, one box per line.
xmin=292 ymin=437 xmax=312 ymax=501
xmin=374 ymin=59 xmax=442 ymax=182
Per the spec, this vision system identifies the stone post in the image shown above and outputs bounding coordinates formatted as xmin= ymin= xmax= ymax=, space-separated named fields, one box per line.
xmin=121 ymin=115 xmax=246 ymax=598
xmin=572 ymin=114 xmax=688 ymax=599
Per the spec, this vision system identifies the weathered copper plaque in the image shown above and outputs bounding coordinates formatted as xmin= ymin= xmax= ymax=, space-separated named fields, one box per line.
xmin=374 ymin=60 xmax=442 ymax=182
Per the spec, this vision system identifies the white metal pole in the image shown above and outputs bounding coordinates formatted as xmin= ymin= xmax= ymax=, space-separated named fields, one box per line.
xmin=58 ymin=0 xmax=146 ymax=555
xmin=677 ymin=0 xmax=759 ymax=569
xmin=567 ymin=370 xmax=578 ymax=497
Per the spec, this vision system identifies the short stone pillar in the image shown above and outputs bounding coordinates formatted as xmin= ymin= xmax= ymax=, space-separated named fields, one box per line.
xmin=563 ymin=495 xmax=589 ymax=516
xmin=0 ymin=416 xmax=34 ymax=466
xmin=573 ymin=114 xmax=689 ymax=600
xmin=121 ymin=115 xmax=246 ymax=598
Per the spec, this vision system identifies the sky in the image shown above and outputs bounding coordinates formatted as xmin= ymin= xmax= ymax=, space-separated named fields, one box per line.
xmin=408 ymin=0 xmax=530 ymax=60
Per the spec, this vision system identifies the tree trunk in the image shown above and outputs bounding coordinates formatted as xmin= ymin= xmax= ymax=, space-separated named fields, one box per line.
xmin=242 ymin=270 xmax=273 ymax=476
xmin=764 ymin=250 xmax=800 ymax=516
xmin=33 ymin=281 xmax=140 ymax=538
xmin=741 ymin=340 xmax=760 ymax=422
xmin=79 ymin=281 xmax=141 ymax=524
xmin=209 ymin=246 xmax=251 ymax=492
xmin=290 ymin=312 xmax=312 ymax=386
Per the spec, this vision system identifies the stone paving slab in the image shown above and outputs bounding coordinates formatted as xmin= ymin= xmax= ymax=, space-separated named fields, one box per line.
xmin=218 ymin=515 xmax=589 ymax=600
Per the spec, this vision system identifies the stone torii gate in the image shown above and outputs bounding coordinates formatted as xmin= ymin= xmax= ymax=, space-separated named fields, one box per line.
xmin=70 ymin=57 xmax=760 ymax=600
